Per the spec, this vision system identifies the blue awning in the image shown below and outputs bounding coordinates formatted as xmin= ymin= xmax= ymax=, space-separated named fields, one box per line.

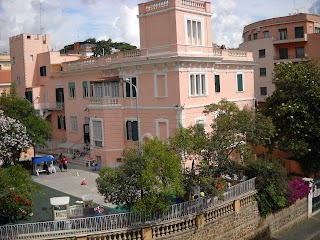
xmin=32 ymin=155 xmax=56 ymax=165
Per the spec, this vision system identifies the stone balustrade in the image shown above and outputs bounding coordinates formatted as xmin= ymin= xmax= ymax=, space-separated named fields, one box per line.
xmin=145 ymin=0 xmax=169 ymax=11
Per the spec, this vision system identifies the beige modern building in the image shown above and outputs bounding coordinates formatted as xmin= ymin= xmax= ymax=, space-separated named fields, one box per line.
xmin=0 ymin=54 xmax=11 ymax=94
xmin=240 ymin=13 xmax=320 ymax=105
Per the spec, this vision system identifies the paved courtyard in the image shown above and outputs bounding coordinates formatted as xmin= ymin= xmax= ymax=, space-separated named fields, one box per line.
xmin=32 ymin=162 xmax=116 ymax=208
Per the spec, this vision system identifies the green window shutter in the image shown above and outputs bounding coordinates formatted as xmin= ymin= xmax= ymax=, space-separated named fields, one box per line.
xmin=82 ymin=81 xmax=87 ymax=88
xmin=237 ymin=74 xmax=243 ymax=92
xmin=68 ymin=82 xmax=75 ymax=89
xmin=215 ymin=75 xmax=220 ymax=92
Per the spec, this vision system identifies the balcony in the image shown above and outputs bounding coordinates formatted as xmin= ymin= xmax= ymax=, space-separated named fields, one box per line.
xmin=33 ymin=102 xmax=64 ymax=111
xmin=274 ymin=54 xmax=308 ymax=63
xmin=212 ymin=49 xmax=252 ymax=61
xmin=273 ymin=33 xmax=307 ymax=45
xmin=89 ymin=97 xmax=121 ymax=106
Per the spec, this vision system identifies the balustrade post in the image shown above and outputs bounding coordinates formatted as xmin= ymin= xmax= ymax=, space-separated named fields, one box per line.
xmin=195 ymin=214 xmax=205 ymax=228
xmin=141 ymin=227 xmax=153 ymax=240
xmin=234 ymin=199 xmax=241 ymax=212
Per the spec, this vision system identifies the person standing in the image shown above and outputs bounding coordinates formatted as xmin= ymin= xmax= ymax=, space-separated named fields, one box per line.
xmin=61 ymin=156 xmax=68 ymax=172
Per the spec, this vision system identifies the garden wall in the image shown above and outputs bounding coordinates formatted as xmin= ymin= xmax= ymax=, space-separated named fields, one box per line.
xmin=61 ymin=194 xmax=307 ymax=240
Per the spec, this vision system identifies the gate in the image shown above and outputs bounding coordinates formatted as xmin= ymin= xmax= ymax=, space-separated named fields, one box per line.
xmin=312 ymin=179 xmax=320 ymax=213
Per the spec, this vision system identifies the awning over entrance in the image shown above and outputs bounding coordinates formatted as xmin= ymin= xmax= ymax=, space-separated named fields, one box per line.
xmin=93 ymin=76 xmax=120 ymax=82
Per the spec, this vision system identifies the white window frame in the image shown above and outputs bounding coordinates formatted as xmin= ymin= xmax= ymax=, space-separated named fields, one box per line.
xmin=236 ymin=72 xmax=245 ymax=92
xmin=185 ymin=15 xmax=204 ymax=46
xmin=124 ymin=76 xmax=138 ymax=98
xmin=194 ymin=116 xmax=206 ymax=131
xmin=154 ymin=74 xmax=168 ymax=98
xmin=91 ymin=118 xmax=104 ymax=147
xmin=189 ymin=73 xmax=208 ymax=97
xmin=155 ymin=119 xmax=169 ymax=140
xmin=70 ymin=116 xmax=78 ymax=133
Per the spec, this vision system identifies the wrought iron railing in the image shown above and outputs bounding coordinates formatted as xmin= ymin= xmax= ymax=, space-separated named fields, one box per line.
xmin=0 ymin=178 xmax=255 ymax=240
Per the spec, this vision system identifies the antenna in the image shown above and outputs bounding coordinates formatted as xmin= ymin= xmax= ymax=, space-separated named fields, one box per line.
xmin=40 ymin=1 xmax=44 ymax=34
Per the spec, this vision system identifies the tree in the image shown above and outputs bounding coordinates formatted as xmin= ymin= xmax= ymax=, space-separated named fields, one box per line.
xmin=96 ymin=138 xmax=184 ymax=215
xmin=244 ymin=159 xmax=288 ymax=217
xmin=200 ymin=100 xmax=274 ymax=178
xmin=0 ymin=110 xmax=32 ymax=167
xmin=0 ymin=165 xmax=40 ymax=222
xmin=93 ymin=39 xmax=112 ymax=57
xmin=84 ymin=38 xmax=96 ymax=43
xmin=170 ymin=100 xmax=275 ymax=196
xmin=263 ymin=60 xmax=320 ymax=174
xmin=0 ymin=86 xmax=52 ymax=150
xmin=110 ymin=42 xmax=137 ymax=52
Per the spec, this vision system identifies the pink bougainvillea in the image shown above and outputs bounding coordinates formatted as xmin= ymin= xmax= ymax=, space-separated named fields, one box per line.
xmin=288 ymin=178 xmax=311 ymax=205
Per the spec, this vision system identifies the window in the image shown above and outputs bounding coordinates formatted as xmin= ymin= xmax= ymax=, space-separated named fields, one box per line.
xmin=30 ymin=55 xmax=33 ymax=62
xmin=263 ymin=31 xmax=269 ymax=38
xmin=16 ymin=76 xmax=20 ymax=86
xmin=194 ymin=117 xmax=206 ymax=132
xmin=315 ymin=27 xmax=320 ymax=33
xmin=27 ymin=35 xmax=31 ymax=39
xmin=105 ymin=81 xmax=120 ymax=97
xmin=237 ymin=73 xmax=244 ymax=92
xmin=214 ymin=75 xmax=220 ymax=93
xmin=259 ymin=68 xmax=266 ymax=77
xmin=70 ymin=116 xmax=78 ymax=132
xmin=248 ymin=35 xmax=251 ymax=41
xmin=259 ymin=49 xmax=266 ymax=58
xmin=279 ymin=48 xmax=288 ymax=59
xmin=189 ymin=73 xmax=207 ymax=96
xmin=295 ymin=26 xmax=304 ymax=38
xmin=279 ymin=28 xmax=287 ymax=40
xmin=83 ymin=81 xmax=88 ymax=98
xmin=25 ymin=91 xmax=33 ymax=102
xmin=155 ymin=75 xmax=167 ymax=97
xmin=84 ymin=117 xmax=90 ymax=124
xmin=125 ymin=77 xmax=137 ymax=98
xmin=126 ymin=120 xmax=138 ymax=141
xmin=92 ymin=119 xmax=103 ymax=147
xmin=296 ymin=47 xmax=304 ymax=58
xmin=57 ymin=116 xmax=66 ymax=130
xmin=253 ymin=33 xmax=258 ymax=40
xmin=186 ymin=19 xmax=203 ymax=45
xmin=40 ymin=66 xmax=46 ymax=76
xmin=68 ymin=82 xmax=76 ymax=98
xmin=260 ymin=87 xmax=267 ymax=96
xmin=94 ymin=82 xmax=103 ymax=98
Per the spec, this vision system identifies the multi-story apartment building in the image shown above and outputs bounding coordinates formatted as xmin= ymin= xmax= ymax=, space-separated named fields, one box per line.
xmin=0 ymin=54 xmax=11 ymax=93
xmin=10 ymin=0 xmax=255 ymax=167
xmin=240 ymin=13 xmax=320 ymax=105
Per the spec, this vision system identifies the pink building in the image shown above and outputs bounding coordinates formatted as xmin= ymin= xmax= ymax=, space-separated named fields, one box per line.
xmin=240 ymin=13 xmax=320 ymax=105
xmin=0 ymin=55 xmax=11 ymax=94
xmin=10 ymin=0 xmax=255 ymax=167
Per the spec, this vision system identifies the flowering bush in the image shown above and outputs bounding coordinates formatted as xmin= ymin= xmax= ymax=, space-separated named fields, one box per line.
xmin=0 ymin=110 xmax=32 ymax=167
xmin=288 ymin=178 xmax=311 ymax=205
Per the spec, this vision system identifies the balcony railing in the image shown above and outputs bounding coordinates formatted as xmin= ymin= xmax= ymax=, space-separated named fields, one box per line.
xmin=89 ymin=97 xmax=120 ymax=106
xmin=212 ymin=49 xmax=250 ymax=59
xmin=33 ymin=102 xmax=64 ymax=111
xmin=0 ymin=178 xmax=256 ymax=240
xmin=273 ymin=33 xmax=308 ymax=44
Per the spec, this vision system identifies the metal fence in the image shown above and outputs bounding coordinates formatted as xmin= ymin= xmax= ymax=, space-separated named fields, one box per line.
xmin=0 ymin=178 xmax=256 ymax=240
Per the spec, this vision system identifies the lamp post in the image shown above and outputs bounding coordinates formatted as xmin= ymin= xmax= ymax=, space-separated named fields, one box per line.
xmin=124 ymin=78 xmax=141 ymax=154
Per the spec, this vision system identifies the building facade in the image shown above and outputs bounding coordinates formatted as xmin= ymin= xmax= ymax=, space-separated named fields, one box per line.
xmin=240 ymin=13 xmax=320 ymax=105
xmin=0 ymin=54 xmax=11 ymax=93
xmin=10 ymin=0 xmax=255 ymax=167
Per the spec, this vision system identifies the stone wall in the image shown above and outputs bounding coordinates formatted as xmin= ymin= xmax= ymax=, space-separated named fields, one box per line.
xmin=59 ymin=194 xmax=308 ymax=240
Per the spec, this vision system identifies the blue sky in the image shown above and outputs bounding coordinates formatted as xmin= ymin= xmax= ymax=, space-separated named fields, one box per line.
xmin=0 ymin=0 xmax=317 ymax=53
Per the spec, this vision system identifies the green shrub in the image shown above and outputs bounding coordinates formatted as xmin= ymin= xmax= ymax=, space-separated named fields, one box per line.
xmin=245 ymin=159 xmax=288 ymax=217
